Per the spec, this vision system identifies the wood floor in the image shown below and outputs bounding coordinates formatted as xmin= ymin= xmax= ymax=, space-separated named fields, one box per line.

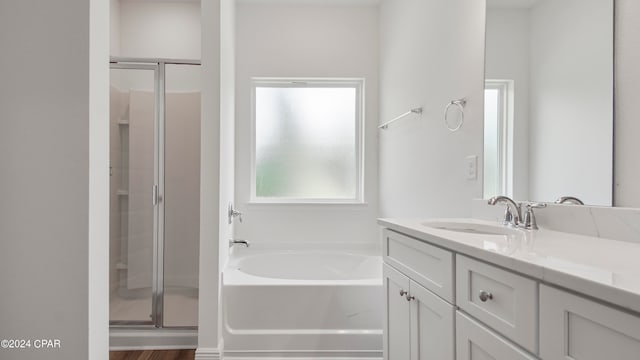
xmin=109 ymin=349 xmax=196 ymax=360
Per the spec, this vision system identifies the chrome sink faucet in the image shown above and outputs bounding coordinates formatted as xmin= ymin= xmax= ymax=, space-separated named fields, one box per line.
xmin=488 ymin=196 xmax=547 ymax=230
xmin=488 ymin=196 xmax=522 ymax=227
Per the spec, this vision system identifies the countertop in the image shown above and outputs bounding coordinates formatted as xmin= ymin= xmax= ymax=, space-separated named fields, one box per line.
xmin=378 ymin=217 xmax=640 ymax=315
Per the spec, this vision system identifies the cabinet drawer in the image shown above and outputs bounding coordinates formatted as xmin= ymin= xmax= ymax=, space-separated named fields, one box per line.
xmin=540 ymin=285 xmax=640 ymax=360
xmin=456 ymin=255 xmax=537 ymax=354
xmin=383 ymin=229 xmax=454 ymax=302
xmin=456 ymin=311 xmax=537 ymax=360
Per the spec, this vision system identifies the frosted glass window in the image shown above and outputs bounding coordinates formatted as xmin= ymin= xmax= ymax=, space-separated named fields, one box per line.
xmin=253 ymin=80 xmax=362 ymax=201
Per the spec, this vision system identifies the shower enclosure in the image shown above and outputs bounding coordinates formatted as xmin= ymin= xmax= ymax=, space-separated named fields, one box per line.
xmin=109 ymin=58 xmax=201 ymax=333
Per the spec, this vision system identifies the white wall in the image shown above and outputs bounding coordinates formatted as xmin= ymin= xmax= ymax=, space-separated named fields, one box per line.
xmin=197 ymin=0 xmax=223 ymax=357
xmin=379 ymin=0 xmax=485 ymax=218
xmin=485 ymin=8 xmax=530 ymax=201
xmin=234 ymin=3 xmax=380 ymax=245
xmin=118 ymin=0 xmax=201 ymax=59
xmin=196 ymin=0 xmax=235 ymax=355
xmin=112 ymin=0 xmax=202 ymax=92
xmin=615 ymin=0 xmax=640 ymax=207
xmin=89 ymin=0 xmax=110 ymax=357
xmin=528 ymin=0 xmax=613 ymax=205
xmin=111 ymin=0 xmax=121 ymax=55
xmin=0 ymin=0 xmax=109 ymax=359
xmin=217 ymin=0 xmax=236 ymax=346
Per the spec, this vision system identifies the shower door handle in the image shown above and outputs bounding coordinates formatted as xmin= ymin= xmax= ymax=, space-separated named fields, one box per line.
xmin=152 ymin=184 xmax=159 ymax=206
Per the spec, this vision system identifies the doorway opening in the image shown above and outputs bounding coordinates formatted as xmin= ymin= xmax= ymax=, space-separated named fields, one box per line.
xmin=109 ymin=58 xmax=201 ymax=335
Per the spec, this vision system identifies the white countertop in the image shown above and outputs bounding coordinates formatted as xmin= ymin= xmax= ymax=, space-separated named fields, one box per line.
xmin=378 ymin=218 xmax=640 ymax=315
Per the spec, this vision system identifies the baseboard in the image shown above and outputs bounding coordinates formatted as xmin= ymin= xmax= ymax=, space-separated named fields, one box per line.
xmin=195 ymin=347 xmax=222 ymax=360
xmin=223 ymin=350 xmax=383 ymax=360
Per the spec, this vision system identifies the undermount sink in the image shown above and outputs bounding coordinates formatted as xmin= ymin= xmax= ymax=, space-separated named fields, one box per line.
xmin=421 ymin=220 xmax=523 ymax=237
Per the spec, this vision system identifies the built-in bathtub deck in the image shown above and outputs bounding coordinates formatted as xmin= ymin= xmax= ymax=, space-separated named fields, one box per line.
xmin=222 ymin=245 xmax=383 ymax=357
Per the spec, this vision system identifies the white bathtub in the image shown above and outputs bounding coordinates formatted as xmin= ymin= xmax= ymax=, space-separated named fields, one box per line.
xmin=222 ymin=247 xmax=383 ymax=358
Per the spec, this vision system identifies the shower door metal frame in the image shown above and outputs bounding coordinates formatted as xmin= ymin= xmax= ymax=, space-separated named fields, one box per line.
xmin=109 ymin=57 xmax=200 ymax=330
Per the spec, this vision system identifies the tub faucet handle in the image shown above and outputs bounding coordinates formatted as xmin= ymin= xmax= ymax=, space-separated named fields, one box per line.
xmin=228 ymin=202 xmax=243 ymax=224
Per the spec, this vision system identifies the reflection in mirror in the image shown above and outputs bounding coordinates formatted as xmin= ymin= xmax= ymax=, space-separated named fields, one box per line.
xmin=483 ymin=0 xmax=613 ymax=206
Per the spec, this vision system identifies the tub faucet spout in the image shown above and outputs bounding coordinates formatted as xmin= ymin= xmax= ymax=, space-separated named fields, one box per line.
xmin=229 ymin=239 xmax=250 ymax=248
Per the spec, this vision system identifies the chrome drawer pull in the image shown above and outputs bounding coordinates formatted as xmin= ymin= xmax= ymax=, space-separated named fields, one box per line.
xmin=478 ymin=290 xmax=494 ymax=302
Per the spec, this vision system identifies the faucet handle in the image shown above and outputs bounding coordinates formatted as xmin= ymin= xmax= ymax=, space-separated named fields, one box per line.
xmin=520 ymin=202 xmax=547 ymax=230
xmin=228 ymin=202 xmax=243 ymax=224
xmin=502 ymin=206 xmax=515 ymax=226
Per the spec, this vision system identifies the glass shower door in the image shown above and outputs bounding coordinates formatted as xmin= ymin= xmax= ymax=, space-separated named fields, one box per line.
xmin=109 ymin=65 xmax=157 ymax=325
xmin=163 ymin=64 xmax=201 ymax=327
xmin=109 ymin=60 xmax=200 ymax=329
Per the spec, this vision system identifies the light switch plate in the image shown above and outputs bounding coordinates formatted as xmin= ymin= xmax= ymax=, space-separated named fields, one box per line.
xmin=465 ymin=155 xmax=478 ymax=180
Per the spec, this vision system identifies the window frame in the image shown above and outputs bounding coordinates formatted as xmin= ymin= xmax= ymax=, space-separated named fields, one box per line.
xmin=249 ymin=77 xmax=365 ymax=204
xmin=484 ymin=79 xmax=515 ymax=198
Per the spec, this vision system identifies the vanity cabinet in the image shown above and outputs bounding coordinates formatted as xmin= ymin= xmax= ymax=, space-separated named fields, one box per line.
xmin=382 ymin=228 xmax=455 ymax=360
xmin=383 ymin=264 xmax=455 ymax=360
xmin=539 ymin=285 xmax=640 ymax=360
xmin=382 ymin=227 xmax=640 ymax=360
xmin=456 ymin=311 xmax=537 ymax=360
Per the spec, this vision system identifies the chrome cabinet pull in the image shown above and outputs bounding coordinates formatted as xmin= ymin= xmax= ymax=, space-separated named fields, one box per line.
xmin=478 ymin=290 xmax=493 ymax=302
xmin=399 ymin=289 xmax=414 ymax=301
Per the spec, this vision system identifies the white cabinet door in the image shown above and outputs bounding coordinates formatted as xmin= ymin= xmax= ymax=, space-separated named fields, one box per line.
xmin=384 ymin=263 xmax=455 ymax=360
xmin=410 ymin=280 xmax=454 ymax=360
xmin=540 ymin=285 xmax=640 ymax=360
xmin=384 ymin=264 xmax=411 ymax=360
xmin=456 ymin=312 xmax=537 ymax=360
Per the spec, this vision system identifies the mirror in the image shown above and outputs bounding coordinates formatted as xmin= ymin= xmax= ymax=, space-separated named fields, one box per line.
xmin=483 ymin=0 xmax=614 ymax=206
